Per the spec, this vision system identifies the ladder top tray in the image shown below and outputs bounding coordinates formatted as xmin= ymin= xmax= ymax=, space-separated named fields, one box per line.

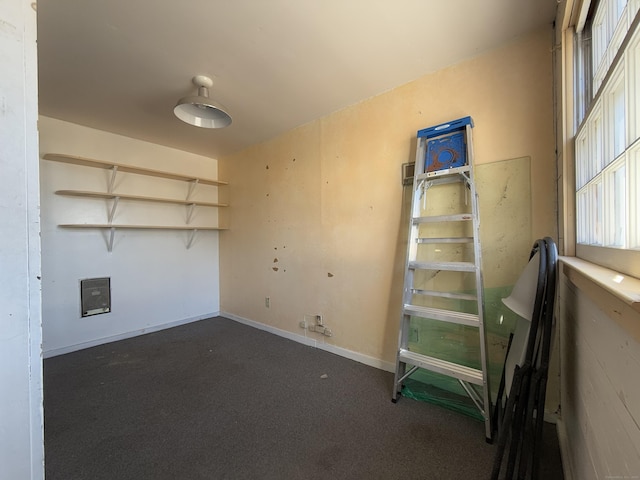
xmin=417 ymin=116 xmax=473 ymax=139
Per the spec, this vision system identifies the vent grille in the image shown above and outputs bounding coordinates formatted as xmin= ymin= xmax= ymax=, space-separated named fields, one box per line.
xmin=81 ymin=277 xmax=111 ymax=317
xmin=402 ymin=162 xmax=415 ymax=185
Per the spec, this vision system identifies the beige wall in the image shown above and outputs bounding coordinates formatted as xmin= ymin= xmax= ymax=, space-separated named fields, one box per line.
xmin=219 ymin=28 xmax=556 ymax=367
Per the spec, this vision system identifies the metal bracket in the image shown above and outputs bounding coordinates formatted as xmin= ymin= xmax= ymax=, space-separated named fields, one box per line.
xmin=108 ymin=196 xmax=120 ymax=223
xmin=187 ymin=228 xmax=198 ymax=249
xmin=108 ymin=166 xmax=119 ymax=193
xmin=421 ymin=179 xmax=433 ymax=209
xmin=107 ymin=227 xmax=116 ymax=253
xmin=397 ymin=365 xmax=419 ymax=386
xmin=187 ymin=179 xmax=199 ymax=201
xmin=186 ymin=203 xmax=196 ymax=224
xmin=459 ymin=379 xmax=485 ymax=417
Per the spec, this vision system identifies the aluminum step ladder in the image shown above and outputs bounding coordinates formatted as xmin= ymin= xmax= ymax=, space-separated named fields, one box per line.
xmin=392 ymin=116 xmax=493 ymax=441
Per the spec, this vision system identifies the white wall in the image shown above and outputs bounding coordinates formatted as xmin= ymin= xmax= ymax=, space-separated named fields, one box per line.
xmin=558 ymin=273 xmax=640 ymax=479
xmin=0 ymin=1 xmax=44 ymax=478
xmin=39 ymin=117 xmax=223 ymax=356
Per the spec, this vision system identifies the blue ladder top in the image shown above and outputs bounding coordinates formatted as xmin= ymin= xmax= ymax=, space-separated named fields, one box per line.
xmin=417 ymin=116 xmax=474 ymax=139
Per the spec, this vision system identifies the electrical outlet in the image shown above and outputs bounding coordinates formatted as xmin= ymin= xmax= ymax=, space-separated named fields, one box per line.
xmin=299 ymin=320 xmax=306 ymax=329
xmin=316 ymin=315 xmax=323 ymax=326
xmin=265 ymin=297 xmax=270 ymax=308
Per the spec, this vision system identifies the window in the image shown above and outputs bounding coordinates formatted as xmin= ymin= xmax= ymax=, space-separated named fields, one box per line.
xmin=574 ymin=0 xmax=640 ymax=277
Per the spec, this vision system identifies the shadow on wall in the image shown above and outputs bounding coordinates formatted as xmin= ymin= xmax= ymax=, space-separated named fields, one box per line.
xmin=382 ymin=135 xmax=421 ymax=364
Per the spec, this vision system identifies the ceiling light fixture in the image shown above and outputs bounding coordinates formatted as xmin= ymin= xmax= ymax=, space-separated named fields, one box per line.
xmin=174 ymin=75 xmax=232 ymax=129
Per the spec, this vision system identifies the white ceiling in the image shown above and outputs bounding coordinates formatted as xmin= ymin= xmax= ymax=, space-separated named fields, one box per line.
xmin=37 ymin=0 xmax=558 ymax=159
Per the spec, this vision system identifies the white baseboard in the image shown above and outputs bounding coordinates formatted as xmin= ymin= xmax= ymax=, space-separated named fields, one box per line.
xmin=220 ymin=312 xmax=395 ymax=372
xmin=43 ymin=312 xmax=219 ymax=358
xmin=556 ymin=419 xmax=573 ymax=480
xmin=316 ymin=341 xmax=396 ymax=372
xmin=222 ymin=312 xmax=317 ymax=348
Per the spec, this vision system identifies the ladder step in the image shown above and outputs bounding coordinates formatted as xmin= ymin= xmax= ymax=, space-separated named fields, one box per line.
xmin=413 ymin=214 xmax=474 ymax=224
xmin=398 ymin=349 xmax=483 ymax=385
xmin=417 ymin=237 xmax=474 ymax=244
xmin=423 ymin=176 xmax=467 ymax=187
xmin=411 ymin=289 xmax=477 ymax=301
xmin=403 ymin=304 xmax=480 ymax=326
xmin=409 ymin=260 xmax=476 ymax=272
xmin=416 ymin=165 xmax=471 ymax=180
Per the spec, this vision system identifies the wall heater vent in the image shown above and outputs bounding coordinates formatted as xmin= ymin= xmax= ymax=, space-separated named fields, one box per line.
xmin=402 ymin=162 xmax=415 ymax=186
xmin=81 ymin=277 xmax=111 ymax=317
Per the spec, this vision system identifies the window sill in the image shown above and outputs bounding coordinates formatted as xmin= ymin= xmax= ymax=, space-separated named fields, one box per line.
xmin=561 ymin=256 xmax=640 ymax=341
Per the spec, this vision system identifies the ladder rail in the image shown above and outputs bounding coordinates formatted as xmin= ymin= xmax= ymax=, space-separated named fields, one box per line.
xmin=466 ymin=124 xmax=493 ymax=440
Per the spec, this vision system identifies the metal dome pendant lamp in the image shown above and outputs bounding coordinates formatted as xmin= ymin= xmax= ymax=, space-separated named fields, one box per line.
xmin=174 ymin=75 xmax=232 ymax=128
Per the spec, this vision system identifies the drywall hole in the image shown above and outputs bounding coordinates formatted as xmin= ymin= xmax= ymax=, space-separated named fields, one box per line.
xmin=327 ymin=272 xmax=334 ymax=278
xmin=81 ymin=277 xmax=111 ymax=317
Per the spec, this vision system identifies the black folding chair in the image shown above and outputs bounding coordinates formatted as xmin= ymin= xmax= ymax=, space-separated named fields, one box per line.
xmin=491 ymin=237 xmax=557 ymax=480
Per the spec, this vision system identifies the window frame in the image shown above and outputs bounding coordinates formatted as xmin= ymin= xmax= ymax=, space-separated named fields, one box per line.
xmin=572 ymin=0 xmax=640 ymax=279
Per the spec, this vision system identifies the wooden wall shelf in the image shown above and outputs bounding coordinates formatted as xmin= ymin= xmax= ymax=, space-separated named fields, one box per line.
xmin=55 ymin=190 xmax=228 ymax=208
xmin=59 ymin=224 xmax=225 ymax=230
xmin=43 ymin=153 xmax=227 ymax=186
xmin=43 ymin=153 xmax=229 ymax=251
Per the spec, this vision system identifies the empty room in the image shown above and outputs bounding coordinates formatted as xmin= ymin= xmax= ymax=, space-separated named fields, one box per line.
xmin=2 ymin=0 xmax=640 ymax=479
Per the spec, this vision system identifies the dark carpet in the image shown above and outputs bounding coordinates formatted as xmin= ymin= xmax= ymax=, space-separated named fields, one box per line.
xmin=44 ymin=316 xmax=563 ymax=479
